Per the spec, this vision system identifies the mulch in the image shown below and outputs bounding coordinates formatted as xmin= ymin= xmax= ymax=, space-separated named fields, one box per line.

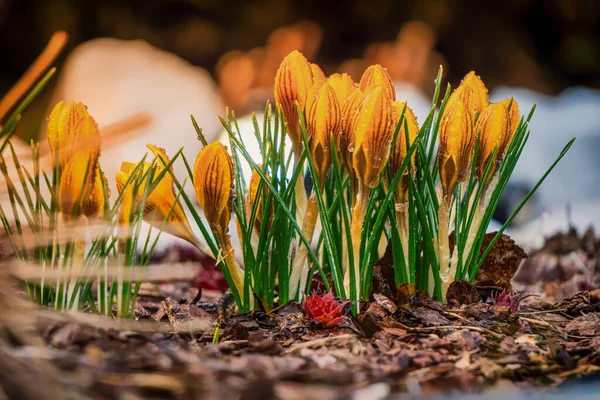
xmin=1 ymin=227 xmax=599 ymax=399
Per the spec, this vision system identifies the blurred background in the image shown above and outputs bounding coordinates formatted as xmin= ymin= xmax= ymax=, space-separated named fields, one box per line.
xmin=1 ymin=0 xmax=599 ymax=244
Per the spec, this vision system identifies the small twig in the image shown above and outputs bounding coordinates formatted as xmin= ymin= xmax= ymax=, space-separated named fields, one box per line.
xmin=287 ymin=334 xmax=359 ymax=352
xmin=0 ymin=31 xmax=68 ymax=121
xmin=393 ymin=321 xmax=504 ymax=339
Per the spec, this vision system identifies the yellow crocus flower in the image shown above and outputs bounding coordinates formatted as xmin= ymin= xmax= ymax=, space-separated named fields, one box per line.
xmin=475 ymin=102 xmax=510 ymax=182
xmin=389 ymin=101 xmax=419 ymax=200
xmin=446 ymin=71 xmax=488 ymax=121
xmin=352 ymin=86 xmax=394 ymax=188
xmin=193 ymin=141 xmax=234 ymax=235
xmin=306 ymin=81 xmax=341 ymax=184
xmin=358 ymin=64 xmax=396 ymax=102
xmin=274 ymin=50 xmax=315 ymax=154
xmin=438 ymin=99 xmax=474 ymax=198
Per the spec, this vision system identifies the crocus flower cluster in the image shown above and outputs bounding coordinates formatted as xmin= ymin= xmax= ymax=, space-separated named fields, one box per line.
xmin=274 ymin=50 xmax=420 ymax=304
xmin=436 ymin=73 xmax=521 ymax=298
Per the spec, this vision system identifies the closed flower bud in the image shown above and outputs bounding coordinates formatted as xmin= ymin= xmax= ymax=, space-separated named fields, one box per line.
xmin=194 ymin=142 xmax=234 ymax=234
xmin=47 ymin=101 xmax=87 ymax=164
xmin=115 ymin=162 xmax=139 ymax=227
xmin=500 ymin=97 xmax=520 ymax=141
xmin=59 ymin=152 xmax=96 ymax=217
xmin=358 ymin=64 xmax=395 ymax=102
xmin=311 ymin=63 xmax=326 ymax=82
xmin=352 ymin=86 xmax=394 ymax=188
xmin=438 ymin=99 xmax=474 ymax=197
xmin=327 ymin=73 xmax=357 ymax=104
xmin=338 ymin=88 xmax=364 ymax=173
xmin=47 ymin=102 xmax=101 ymax=168
xmin=245 ymin=167 xmax=271 ymax=234
xmin=446 ymin=71 xmax=488 ymax=121
xmin=306 ymin=81 xmax=341 ymax=184
xmin=81 ymin=170 xmax=108 ymax=217
xmin=475 ymin=102 xmax=510 ymax=181
xmin=389 ymin=101 xmax=419 ymax=174
xmin=274 ymin=50 xmax=315 ymax=152
xmin=389 ymin=101 xmax=419 ymax=200
xmin=49 ymin=102 xmax=102 ymax=219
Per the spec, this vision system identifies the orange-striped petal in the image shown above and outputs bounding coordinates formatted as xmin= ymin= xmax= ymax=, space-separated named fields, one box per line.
xmin=274 ymin=50 xmax=315 ymax=152
xmin=194 ymin=142 xmax=234 ymax=233
xmin=500 ymin=97 xmax=520 ymax=143
xmin=358 ymin=64 xmax=395 ymax=102
xmin=327 ymin=73 xmax=357 ymax=104
xmin=306 ymin=81 xmax=341 ymax=183
xmin=338 ymin=88 xmax=364 ymax=173
xmin=352 ymin=86 xmax=394 ymax=188
xmin=476 ymin=102 xmax=510 ymax=181
xmin=438 ymin=99 xmax=474 ymax=197
xmin=446 ymin=71 xmax=488 ymax=121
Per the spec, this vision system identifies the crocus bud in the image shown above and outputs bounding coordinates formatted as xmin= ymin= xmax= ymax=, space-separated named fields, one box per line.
xmin=81 ymin=170 xmax=108 ymax=217
xmin=352 ymin=86 xmax=394 ymax=188
xmin=47 ymin=101 xmax=87 ymax=165
xmin=327 ymin=73 xmax=357 ymax=104
xmin=500 ymin=97 xmax=520 ymax=141
xmin=59 ymin=152 xmax=96 ymax=217
xmin=194 ymin=142 xmax=234 ymax=234
xmin=49 ymin=102 xmax=102 ymax=219
xmin=446 ymin=71 xmax=488 ymax=121
xmin=438 ymin=99 xmax=474 ymax=197
xmin=338 ymin=88 xmax=364 ymax=173
xmin=306 ymin=81 xmax=341 ymax=184
xmin=389 ymin=101 xmax=419 ymax=174
xmin=245 ymin=167 xmax=271 ymax=234
xmin=475 ymin=102 xmax=510 ymax=181
xmin=389 ymin=101 xmax=419 ymax=200
xmin=274 ymin=51 xmax=315 ymax=152
xmin=47 ymin=102 xmax=101 ymax=169
xmin=358 ymin=64 xmax=395 ymax=102
xmin=311 ymin=63 xmax=326 ymax=82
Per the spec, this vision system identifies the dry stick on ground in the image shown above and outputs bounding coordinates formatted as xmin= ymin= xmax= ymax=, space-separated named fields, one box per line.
xmin=0 ymin=31 xmax=68 ymax=122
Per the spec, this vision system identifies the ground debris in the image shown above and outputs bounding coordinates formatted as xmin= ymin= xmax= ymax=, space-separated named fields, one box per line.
xmin=2 ymin=235 xmax=600 ymax=398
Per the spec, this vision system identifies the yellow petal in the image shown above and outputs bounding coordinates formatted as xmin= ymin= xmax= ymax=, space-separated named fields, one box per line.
xmin=389 ymin=101 xmax=419 ymax=174
xmin=358 ymin=64 xmax=395 ymax=102
xmin=82 ymin=170 xmax=108 ymax=217
xmin=145 ymin=144 xmax=176 ymax=208
xmin=352 ymin=86 xmax=394 ymax=188
xmin=500 ymin=97 xmax=520 ymax=142
xmin=338 ymin=88 xmax=364 ymax=173
xmin=476 ymin=102 xmax=510 ymax=181
xmin=194 ymin=142 xmax=234 ymax=232
xmin=245 ymin=166 xmax=271 ymax=234
xmin=327 ymin=73 xmax=356 ymax=104
xmin=59 ymin=152 xmax=96 ymax=217
xmin=311 ymin=63 xmax=326 ymax=82
xmin=274 ymin=50 xmax=315 ymax=152
xmin=446 ymin=71 xmax=488 ymax=121
xmin=47 ymin=102 xmax=101 ymax=169
xmin=306 ymin=81 xmax=341 ymax=183
xmin=144 ymin=144 xmax=198 ymax=244
xmin=438 ymin=99 xmax=474 ymax=197
xmin=46 ymin=101 xmax=88 ymax=165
